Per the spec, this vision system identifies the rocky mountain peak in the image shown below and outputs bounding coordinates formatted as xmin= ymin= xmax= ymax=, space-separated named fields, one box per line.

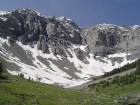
xmin=0 ymin=7 xmax=82 ymax=58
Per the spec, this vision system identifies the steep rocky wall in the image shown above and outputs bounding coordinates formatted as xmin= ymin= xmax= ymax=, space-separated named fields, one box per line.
xmin=0 ymin=8 xmax=81 ymax=44
xmin=81 ymin=24 xmax=140 ymax=58
xmin=0 ymin=8 xmax=83 ymax=58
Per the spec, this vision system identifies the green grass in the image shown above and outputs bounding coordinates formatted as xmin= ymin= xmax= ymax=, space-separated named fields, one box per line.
xmin=88 ymin=80 xmax=140 ymax=105
xmin=91 ymin=81 xmax=140 ymax=95
xmin=0 ymin=73 xmax=109 ymax=105
xmin=0 ymin=73 xmax=140 ymax=105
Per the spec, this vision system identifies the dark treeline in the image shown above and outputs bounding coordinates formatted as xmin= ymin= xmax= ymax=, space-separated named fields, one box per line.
xmin=0 ymin=59 xmax=7 ymax=79
xmin=102 ymin=59 xmax=140 ymax=78
xmin=0 ymin=62 xmax=4 ymax=78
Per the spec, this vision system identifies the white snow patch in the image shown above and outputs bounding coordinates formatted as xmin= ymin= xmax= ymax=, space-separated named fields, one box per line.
xmin=7 ymin=69 xmax=19 ymax=75
xmin=10 ymin=27 xmax=14 ymax=30
xmin=97 ymin=23 xmax=116 ymax=30
xmin=0 ymin=11 xmax=10 ymax=15
xmin=97 ymin=23 xmax=131 ymax=32
xmin=70 ymin=34 xmax=74 ymax=38
xmin=56 ymin=16 xmax=72 ymax=21
xmin=132 ymin=25 xmax=139 ymax=30
xmin=80 ymin=45 xmax=87 ymax=51
xmin=0 ymin=17 xmax=7 ymax=21
xmin=64 ymin=67 xmax=69 ymax=70
xmin=18 ymin=22 xmax=21 ymax=26
xmin=108 ymin=53 xmax=131 ymax=58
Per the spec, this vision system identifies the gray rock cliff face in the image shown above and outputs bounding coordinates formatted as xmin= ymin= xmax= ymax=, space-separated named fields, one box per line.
xmin=81 ymin=24 xmax=140 ymax=59
xmin=0 ymin=8 xmax=82 ymax=57
xmin=37 ymin=35 xmax=49 ymax=53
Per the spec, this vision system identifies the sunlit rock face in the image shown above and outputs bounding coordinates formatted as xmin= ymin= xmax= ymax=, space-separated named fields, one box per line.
xmin=81 ymin=24 xmax=140 ymax=59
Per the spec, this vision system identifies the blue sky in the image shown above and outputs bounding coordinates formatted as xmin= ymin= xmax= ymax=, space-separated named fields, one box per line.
xmin=0 ymin=0 xmax=140 ymax=27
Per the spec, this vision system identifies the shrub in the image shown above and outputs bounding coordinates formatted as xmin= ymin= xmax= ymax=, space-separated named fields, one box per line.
xmin=19 ymin=73 xmax=24 ymax=78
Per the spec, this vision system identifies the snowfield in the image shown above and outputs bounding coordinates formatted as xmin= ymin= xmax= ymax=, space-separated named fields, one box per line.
xmin=0 ymin=36 xmax=136 ymax=88
xmin=0 ymin=11 xmax=10 ymax=15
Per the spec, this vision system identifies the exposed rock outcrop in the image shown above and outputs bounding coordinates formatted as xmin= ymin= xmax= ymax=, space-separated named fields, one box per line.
xmin=21 ymin=34 xmax=29 ymax=45
xmin=0 ymin=8 xmax=82 ymax=57
xmin=81 ymin=24 xmax=140 ymax=59
xmin=37 ymin=35 xmax=49 ymax=53
xmin=0 ymin=8 xmax=82 ymax=45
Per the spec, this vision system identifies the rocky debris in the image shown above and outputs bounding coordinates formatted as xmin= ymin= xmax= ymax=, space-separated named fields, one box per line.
xmin=48 ymin=37 xmax=69 ymax=57
xmin=74 ymin=48 xmax=86 ymax=61
xmin=96 ymin=57 xmax=108 ymax=64
xmin=46 ymin=22 xmax=58 ymax=38
xmin=119 ymin=94 xmax=140 ymax=105
xmin=21 ymin=34 xmax=29 ymax=45
xmin=37 ymin=35 xmax=49 ymax=53
xmin=33 ymin=99 xmax=39 ymax=105
xmin=8 ymin=35 xmax=16 ymax=43
xmin=42 ymin=40 xmax=49 ymax=53
xmin=37 ymin=35 xmax=44 ymax=50
xmin=109 ymin=57 xmax=124 ymax=64
xmin=37 ymin=34 xmax=72 ymax=56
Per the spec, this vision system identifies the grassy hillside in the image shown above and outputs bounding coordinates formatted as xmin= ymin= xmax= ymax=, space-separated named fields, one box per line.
xmin=87 ymin=78 xmax=140 ymax=105
xmin=0 ymin=73 xmax=111 ymax=105
xmin=87 ymin=59 xmax=140 ymax=105
xmin=0 ymin=59 xmax=140 ymax=105
xmin=0 ymin=73 xmax=140 ymax=105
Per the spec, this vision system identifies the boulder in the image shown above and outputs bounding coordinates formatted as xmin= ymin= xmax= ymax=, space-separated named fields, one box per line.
xmin=74 ymin=48 xmax=86 ymax=60
xmin=21 ymin=34 xmax=29 ymax=45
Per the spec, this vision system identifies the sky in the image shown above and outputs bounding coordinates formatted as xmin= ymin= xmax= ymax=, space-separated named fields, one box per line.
xmin=0 ymin=0 xmax=140 ymax=27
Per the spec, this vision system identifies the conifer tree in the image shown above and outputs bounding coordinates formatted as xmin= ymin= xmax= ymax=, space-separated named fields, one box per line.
xmin=29 ymin=76 xmax=31 ymax=82
xmin=0 ymin=62 xmax=3 ymax=76
xmin=136 ymin=60 xmax=140 ymax=75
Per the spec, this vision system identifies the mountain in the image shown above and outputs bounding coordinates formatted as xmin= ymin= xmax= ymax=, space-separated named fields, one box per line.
xmin=0 ymin=8 xmax=139 ymax=87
